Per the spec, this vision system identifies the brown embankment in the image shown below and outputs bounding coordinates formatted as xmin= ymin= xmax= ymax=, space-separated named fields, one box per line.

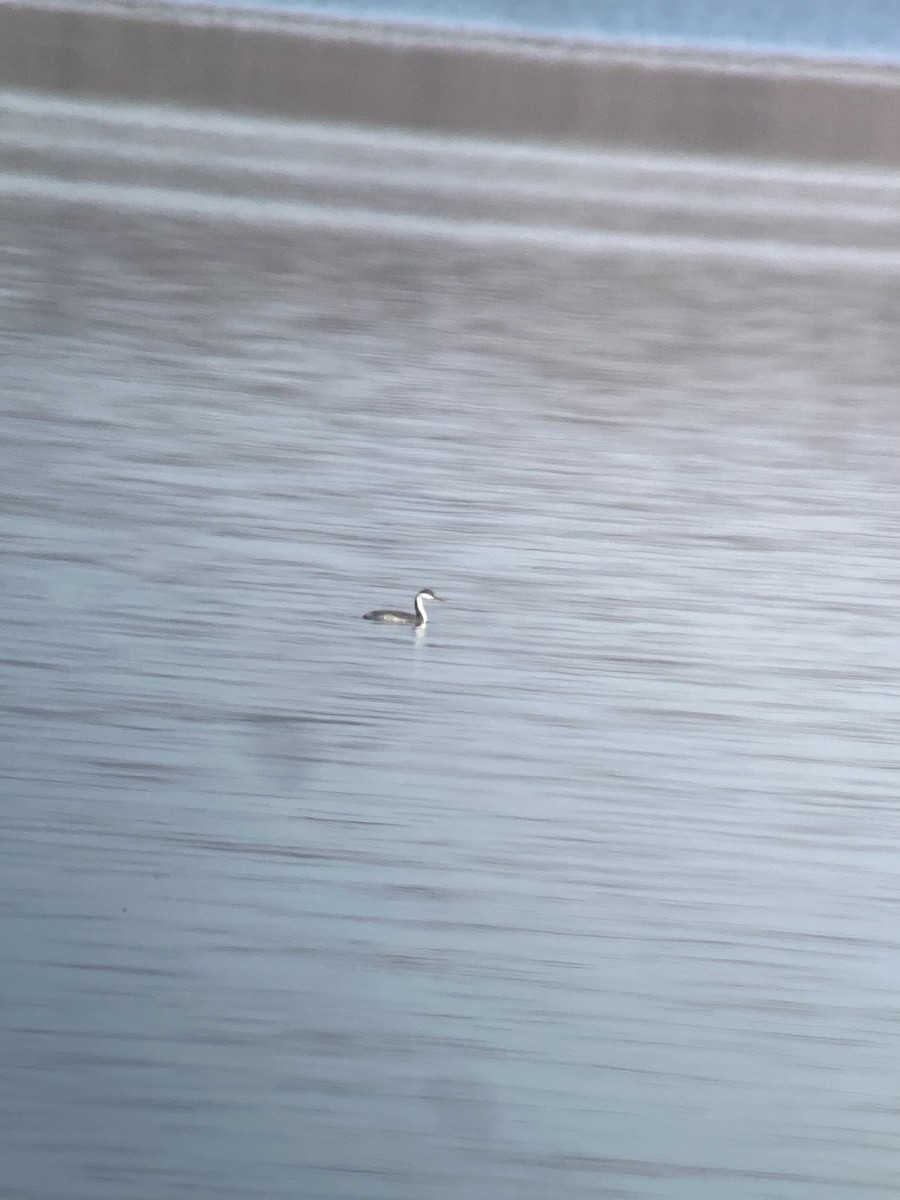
xmin=2 ymin=0 xmax=900 ymax=164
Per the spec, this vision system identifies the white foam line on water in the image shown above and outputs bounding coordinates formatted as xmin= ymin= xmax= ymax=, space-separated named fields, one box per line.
xmin=4 ymin=129 xmax=900 ymax=227
xmin=4 ymin=88 xmax=900 ymax=193
xmin=2 ymin=169 xmax=900 ymax=272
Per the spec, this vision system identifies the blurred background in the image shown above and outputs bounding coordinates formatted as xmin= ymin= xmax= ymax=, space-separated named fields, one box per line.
xmin=2 ymin=2 xmax=900 ymax=1199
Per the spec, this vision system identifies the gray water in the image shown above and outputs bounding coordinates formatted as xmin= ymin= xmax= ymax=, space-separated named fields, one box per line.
xmin=2 ymin=91 xmax=900 ymax=1200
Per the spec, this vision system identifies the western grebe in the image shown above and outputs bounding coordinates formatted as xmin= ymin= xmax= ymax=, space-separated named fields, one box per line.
xmin=362 ymin=588 xmax=444 ymax=628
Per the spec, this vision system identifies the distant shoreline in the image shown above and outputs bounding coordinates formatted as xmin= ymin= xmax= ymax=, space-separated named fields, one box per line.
xmin=2 ymin=1 xmax=900 ymax=164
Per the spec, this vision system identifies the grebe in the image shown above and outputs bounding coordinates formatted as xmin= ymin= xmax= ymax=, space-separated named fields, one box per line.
xmin=362 ymin=588 xmax=444 ymax=628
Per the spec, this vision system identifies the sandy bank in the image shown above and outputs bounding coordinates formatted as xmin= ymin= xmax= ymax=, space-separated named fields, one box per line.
xmin=2 ymin=1 xmax=900 ymax=164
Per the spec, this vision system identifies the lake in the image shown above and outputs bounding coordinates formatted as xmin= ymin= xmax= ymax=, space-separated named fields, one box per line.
xmin=2 ymin=89 xmax=900 ymax=1200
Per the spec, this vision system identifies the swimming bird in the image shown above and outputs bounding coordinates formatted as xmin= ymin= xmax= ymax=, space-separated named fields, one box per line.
xmin=362 ymin=588 xmax=444 ymax=628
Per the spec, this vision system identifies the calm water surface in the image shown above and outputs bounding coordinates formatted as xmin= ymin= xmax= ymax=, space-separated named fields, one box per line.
xmin=2 ymin=92 xmax=900 ymax=1200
